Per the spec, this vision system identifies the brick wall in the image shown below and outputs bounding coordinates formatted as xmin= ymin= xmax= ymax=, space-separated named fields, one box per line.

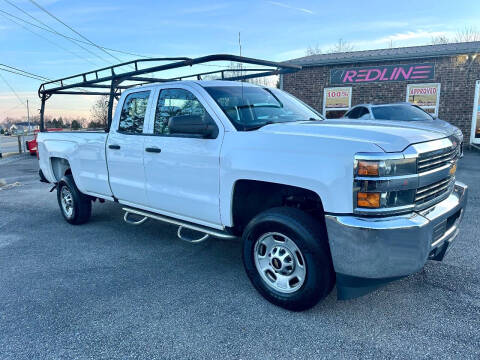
xmin=283 ymin=56 xmax=480 ymax=144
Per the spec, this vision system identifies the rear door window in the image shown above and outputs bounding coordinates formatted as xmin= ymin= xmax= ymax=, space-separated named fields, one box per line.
xmin=118 ymin=91 xmax=151 ymax=134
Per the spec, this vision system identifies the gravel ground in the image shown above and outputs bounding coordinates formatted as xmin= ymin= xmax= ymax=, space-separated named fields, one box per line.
xmin=0 ymin=151 xmax=479 ymax=360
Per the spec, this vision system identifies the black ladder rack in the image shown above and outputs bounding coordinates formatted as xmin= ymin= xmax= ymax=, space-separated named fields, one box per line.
xmin=38 ymin=54 xmax=302 ymax=132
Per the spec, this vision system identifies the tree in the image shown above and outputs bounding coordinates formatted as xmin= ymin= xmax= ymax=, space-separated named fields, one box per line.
xmin=87 ymin=120 xmax=104 ymax=129
xmin=306 ymin=39 xmax=354 ymax=55
xmin=305 ymin=44 xmax=322 ymax=56
xmin=0 ymin=128 xmax=4 ymax=135
xmin=327 ymin=38 xmax=354 ymax=53
xmin=454 ymin=26 xmax=480 ymax=42
xmin=90 ymin=95 xmax=109 ymax=127
xmin=430 ymin=27 xmax=480 ymax=45
xmin=71 ymin=120 xmax=81 ymax=130
xmin=431 ymin=35 xmax=449 ymax=45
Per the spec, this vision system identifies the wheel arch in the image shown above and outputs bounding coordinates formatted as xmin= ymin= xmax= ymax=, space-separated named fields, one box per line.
xmin=229 ymin=179 xmax=326 ymax=236
xmin=50 ymin=157 xmax=73 ymax=182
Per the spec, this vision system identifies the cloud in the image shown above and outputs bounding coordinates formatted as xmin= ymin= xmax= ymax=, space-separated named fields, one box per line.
xmin=354 ymin=21 xmax=410 ymax=31
xmin=353 ymin=30 xmax=456 ymax=49
xmin=379 ymin=30 xmax=451 ymax=42
xmin=267 ymin=1 xmax=314 ymax=15
xmin=276 ymin=28 xmax=458 ymax=62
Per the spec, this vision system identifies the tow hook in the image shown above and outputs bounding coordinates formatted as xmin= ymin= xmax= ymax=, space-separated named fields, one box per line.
xmin=49 ymin=184 xmax=58 ymax=192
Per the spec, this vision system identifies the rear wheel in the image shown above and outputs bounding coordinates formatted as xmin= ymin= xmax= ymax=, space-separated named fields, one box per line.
xmin=242 ymin=207 xmax=334 ymax=311
xmin=57 ymin=174 xmax=92 ymax=225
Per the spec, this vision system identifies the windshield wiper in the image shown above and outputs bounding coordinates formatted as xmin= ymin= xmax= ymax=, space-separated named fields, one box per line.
xmin=244 ymin=121 xmax=277 ymax=131
xmin=294 ymin=117 xmax=322 ymax=122
xmin=234 ymin=104 xmax=282 ymax=110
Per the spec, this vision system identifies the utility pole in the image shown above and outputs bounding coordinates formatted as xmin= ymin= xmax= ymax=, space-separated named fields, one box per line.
xmin=27 ymin=99 xmax=30 ymax=133
xmin=238 ymin=32 xmax=243 ymax=80
xmin=238 ymin=32 xmax=242 ymax=56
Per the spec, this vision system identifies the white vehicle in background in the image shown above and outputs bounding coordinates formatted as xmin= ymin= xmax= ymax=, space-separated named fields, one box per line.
xmin=342 ymin=102 xmax=464 ymax=152
xmin=36 ymin=55 xmax=468 ymax=311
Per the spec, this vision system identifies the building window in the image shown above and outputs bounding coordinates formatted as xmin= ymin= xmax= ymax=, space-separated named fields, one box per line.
xmin=323 ymin=87 xmax=352 ymax=118
xmin=406 ymin=83 xmax=441 ymax=116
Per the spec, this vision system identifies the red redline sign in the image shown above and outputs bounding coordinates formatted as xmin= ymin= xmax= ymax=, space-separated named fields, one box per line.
xmin=330 ymin=63 xmax=435 ymax=84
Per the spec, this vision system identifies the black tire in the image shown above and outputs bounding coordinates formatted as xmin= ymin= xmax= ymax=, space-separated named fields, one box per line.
xmin=56 ymin=174 xmax=92 ymax=225
xmin=242 ymin=207 xmax=335 ymax=311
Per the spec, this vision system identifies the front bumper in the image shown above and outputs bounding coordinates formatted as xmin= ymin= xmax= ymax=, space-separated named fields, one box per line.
xmin=325 ymin=181 xmax=468 ymax=280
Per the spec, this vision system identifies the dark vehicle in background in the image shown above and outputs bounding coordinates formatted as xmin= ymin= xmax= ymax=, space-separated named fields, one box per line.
xmin=341 ymin=102 xmax=464 ymax=153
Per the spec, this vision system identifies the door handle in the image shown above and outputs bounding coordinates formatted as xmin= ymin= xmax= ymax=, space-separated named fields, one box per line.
xmin=145 ymin=147 xmax=161 ymax=153
xmin=109 ymin=144 xmax=121 ymax=150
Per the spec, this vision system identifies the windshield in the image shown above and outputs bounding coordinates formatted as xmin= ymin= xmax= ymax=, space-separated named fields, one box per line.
xmin=204 ymin=85 xmax=323 ymax=130
xmin=371 ymin=105 xmax=433 ymax=121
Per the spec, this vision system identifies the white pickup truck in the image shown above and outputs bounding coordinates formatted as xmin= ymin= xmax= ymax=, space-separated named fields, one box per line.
xmin=38 ymin=79 xmax=468 ymax=311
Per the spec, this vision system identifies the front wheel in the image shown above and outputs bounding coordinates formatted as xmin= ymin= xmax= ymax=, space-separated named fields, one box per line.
xmin=57 ymin=175 xmax=92 ymax=225
xmin=242 ymin=207 xmax=335 ymax=311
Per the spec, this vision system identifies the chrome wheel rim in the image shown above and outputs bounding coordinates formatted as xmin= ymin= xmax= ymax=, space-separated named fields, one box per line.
xmin=254 ymin=232 xmax=306 ymax=294
xmin=60 ymin=186 xmax=74 ymax=218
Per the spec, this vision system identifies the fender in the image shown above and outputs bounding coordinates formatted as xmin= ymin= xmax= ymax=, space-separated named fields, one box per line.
xmin=219 ymin=130 xmax=383 ymax=227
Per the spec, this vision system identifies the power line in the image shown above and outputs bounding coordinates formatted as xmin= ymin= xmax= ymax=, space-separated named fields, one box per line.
xmin=0 ymin=11 xmax=101 ymax=67
xmin=0 ymin=9 xmax=102 ymax=67
xmin=0 ymin=6 xmax=149 ymax=60
xmin=28 ymin=0 xmax=124 ymax=64
xmin=0 ymin=72 xmax=25 ymax=105
xmin=3 ymin=0 xmax=114 ymax=66
xmin=0 ymin=64 xmax=50 ymax=81
xmin=0 ymin=66 xmax=47 ymax=81
xmin=0 ymin=64 xmax=93 ymax=95
xmin=0 ymin=6 xmax=235 ymax=72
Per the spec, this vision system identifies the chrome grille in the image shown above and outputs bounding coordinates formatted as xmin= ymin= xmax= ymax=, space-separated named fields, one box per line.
xmin=415 ymin=177 xmax=453 ymax=206
xmin=417 ymin=144 xmax=459 ymax=173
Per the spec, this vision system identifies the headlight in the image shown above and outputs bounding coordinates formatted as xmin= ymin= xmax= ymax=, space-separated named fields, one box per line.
xmin=354 ymin=154 xmax=417 ymax=214
xmin=355 ymin=158 xmax=416 ymax=177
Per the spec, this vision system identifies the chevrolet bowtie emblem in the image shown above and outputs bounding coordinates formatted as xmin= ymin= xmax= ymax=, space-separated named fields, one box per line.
xmin=450 ymin=164 xmax=457 ymax=175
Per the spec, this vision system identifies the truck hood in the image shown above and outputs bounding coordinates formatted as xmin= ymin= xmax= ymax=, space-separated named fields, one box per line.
xmin=340 ymin=118 xmax=459 ymax=137
xmin=258 ymin=120 xmax=449 ymax=152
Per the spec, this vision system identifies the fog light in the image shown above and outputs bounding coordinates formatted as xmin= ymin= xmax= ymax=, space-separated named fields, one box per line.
xmin=357 ymin=192 xmax=380 ymax=208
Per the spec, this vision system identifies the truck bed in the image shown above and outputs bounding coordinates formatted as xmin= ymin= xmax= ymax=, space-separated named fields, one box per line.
xmin=37 ymin=131 xmax=113 ymax=199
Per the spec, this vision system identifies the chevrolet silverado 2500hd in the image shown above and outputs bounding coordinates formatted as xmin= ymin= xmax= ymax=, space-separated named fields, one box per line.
xmin=37 ymin=57 xmax=467 ymax=311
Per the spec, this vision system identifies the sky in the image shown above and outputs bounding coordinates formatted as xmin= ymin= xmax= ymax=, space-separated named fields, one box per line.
xmin=0 ymin=0 xmax=479 ymax=122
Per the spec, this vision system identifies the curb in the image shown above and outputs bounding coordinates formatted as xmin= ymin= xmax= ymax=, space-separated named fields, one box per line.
xmin=0 ymin=153 xmax=29 ymax=165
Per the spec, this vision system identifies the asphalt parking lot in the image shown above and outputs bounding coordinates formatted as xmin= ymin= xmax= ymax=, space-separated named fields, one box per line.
xmin=0 ymin=135 xmax=34 ymax=155
xmin=0 ymin=152 xmax=479 ymax=360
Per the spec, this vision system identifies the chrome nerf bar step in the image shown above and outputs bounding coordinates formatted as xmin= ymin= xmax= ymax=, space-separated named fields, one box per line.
xmin=122 ymin=207 xmax=237 ymax=243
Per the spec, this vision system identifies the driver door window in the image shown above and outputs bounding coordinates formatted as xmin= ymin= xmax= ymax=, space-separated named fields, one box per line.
xmin=154 ymin=88 xmax=217 ymax=137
